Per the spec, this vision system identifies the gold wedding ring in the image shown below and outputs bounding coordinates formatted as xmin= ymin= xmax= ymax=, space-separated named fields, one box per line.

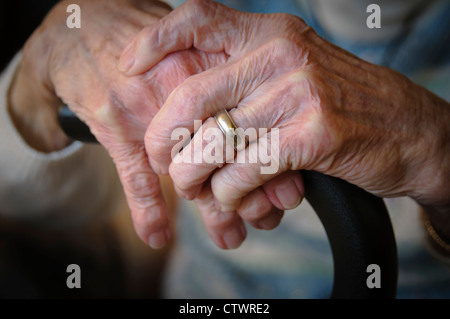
xmin=214 ymin=109 xmax=246 ymax=151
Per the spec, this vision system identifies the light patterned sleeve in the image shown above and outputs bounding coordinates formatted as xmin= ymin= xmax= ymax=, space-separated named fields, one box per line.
xmin=0 ymin=52 xmax=123 ymax=226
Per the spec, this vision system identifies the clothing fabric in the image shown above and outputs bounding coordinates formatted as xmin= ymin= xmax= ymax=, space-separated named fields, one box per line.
xmin=0 ymin=54 xmax=121 ymax=226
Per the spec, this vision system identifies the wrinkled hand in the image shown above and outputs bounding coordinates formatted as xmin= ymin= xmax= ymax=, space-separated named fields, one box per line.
xmin=120 ymin=0 xmax=450 ymax=239
xmin=14 ymin=0 xmax=228 ymax=248
xmin=13 ymin=0 xmax=303 ymax=250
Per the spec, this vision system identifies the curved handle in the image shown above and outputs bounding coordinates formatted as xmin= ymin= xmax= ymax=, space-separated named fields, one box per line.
xmin=57 ymin=106 xmax=399 ymax=298
xmin=57 ymin=106 xmax=98 ymax=143
xmin=302 ymin=170 xmax=398 ymax=298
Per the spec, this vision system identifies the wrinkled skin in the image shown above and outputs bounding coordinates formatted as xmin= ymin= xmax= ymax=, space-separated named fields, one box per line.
xmin=10 ymin=0 xmax=304 ymax=249
xmin=121 ymin=0 xmax=450 ymax=245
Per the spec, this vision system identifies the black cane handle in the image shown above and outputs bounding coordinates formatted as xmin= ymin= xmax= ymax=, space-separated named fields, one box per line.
xmin=57 ymin=106 xmax=398 ymax=298
xmin=302 ymin=170 xmax=397 ymax=298
xmin=57 ymin=106 xmax=98 ymax=143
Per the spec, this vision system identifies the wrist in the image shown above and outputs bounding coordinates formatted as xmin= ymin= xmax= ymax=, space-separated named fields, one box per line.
xmin=408 ymin=85 xmax=450 ymax=231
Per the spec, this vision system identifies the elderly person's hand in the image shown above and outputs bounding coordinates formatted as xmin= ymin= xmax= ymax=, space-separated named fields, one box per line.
xmin=8 ymin=0 xmax=222 ymax=248
xmin=8 ymin=0 xmax=303 ymax=249
xmin=120 ymin=0 xmax=450 ymax=248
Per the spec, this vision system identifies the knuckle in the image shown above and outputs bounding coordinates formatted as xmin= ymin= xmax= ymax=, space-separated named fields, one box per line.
xmin=113 ymin=147 xmax=160 ymax=202
xmin=263 ymin=36 xmax=299 ymax=69
xmin=169 ymin=78 xmax=207 ymax=119
xmin=277 ymin=36 xmax=307 ymax=62
xmin=271 ymin=12 xmax=309 ymax=35
xmin=171 ymin=80 xmax=199 ymax=109
xmin=123 ymin=170 xmax=159 ymax=203
xmin=169 ymin=164 xmax=192 ymax=191
xmin=272 ymin=13 xmax=296 ymax=28
xmin=145 ymin=126 xmax=172 ymax=162
xmin=267 ymin=36 xmax=293 ymax=53
xmin=284 ymin=13 xmax=307 ymax=30
xmin=212 ymin=168 xmax=248 ymax=202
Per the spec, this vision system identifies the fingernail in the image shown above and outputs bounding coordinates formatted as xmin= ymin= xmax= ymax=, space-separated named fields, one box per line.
xmin=257 ymin=209 xmax=283 ymax=230
xmin=148 ymin=229 xmax=169 ymax=249
xmin=275 ymin=179 xmax=303 ymax=210
xmin=118 ymin=43 xmax=136 ymax=73
xmin=222 ymin=224 xmax=246 ymax=249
